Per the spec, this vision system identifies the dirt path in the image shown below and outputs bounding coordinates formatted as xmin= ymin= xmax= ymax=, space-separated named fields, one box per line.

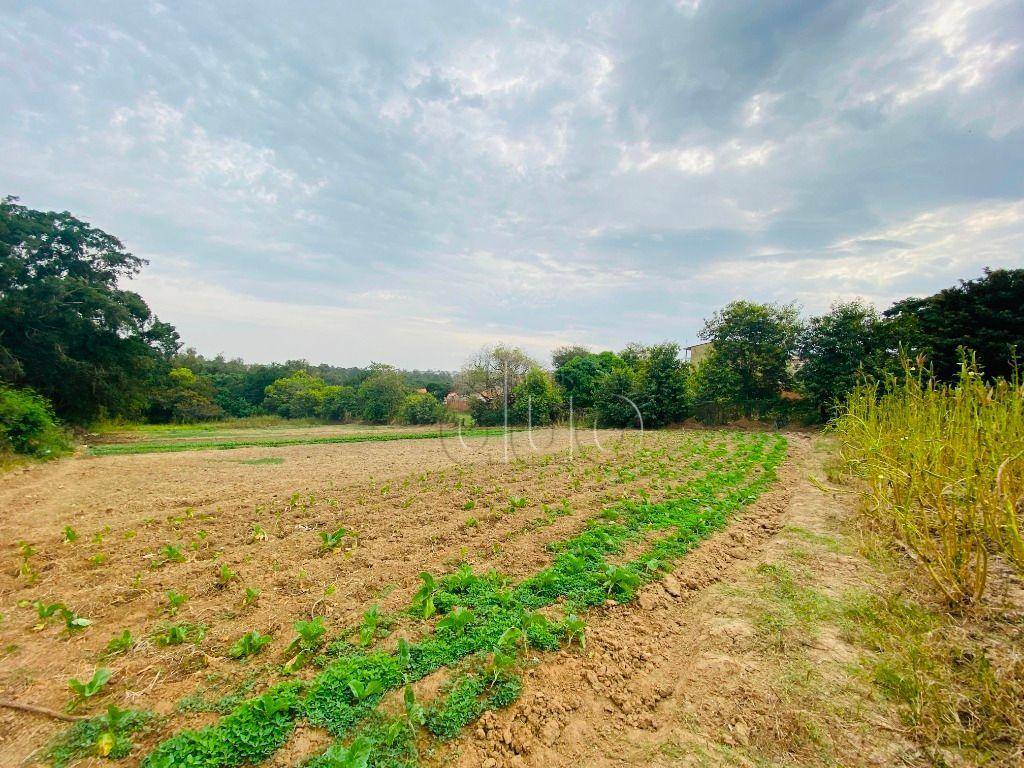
xmin=439 ymin=435 xmax=924 ymax=768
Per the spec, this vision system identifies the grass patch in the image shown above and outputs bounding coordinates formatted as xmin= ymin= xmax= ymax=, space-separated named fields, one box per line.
xmin=237 ymin=457 xmax=285 ymax=466
xmin=841 ymin=588 xmax=1024 ymax=762
xmin=88 ymin=428 xmax=513 ymax=456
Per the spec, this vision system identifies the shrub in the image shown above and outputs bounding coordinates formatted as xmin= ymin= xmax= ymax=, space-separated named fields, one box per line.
xmin=398 ymin=392 xmax=443 ymax=424
xmin=0 ymin=386 xmax=69 ymax=458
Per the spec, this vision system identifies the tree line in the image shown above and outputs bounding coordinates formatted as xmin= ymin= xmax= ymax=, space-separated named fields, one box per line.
xmin=2 ymin=196 xmax=1021 ymax=456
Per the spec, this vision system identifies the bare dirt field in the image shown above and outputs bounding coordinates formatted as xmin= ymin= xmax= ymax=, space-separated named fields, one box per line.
xmin=0 ymin=427 xmax=946 ymax=768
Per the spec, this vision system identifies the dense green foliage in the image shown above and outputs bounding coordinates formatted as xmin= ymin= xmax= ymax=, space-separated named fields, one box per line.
xmin=796 ymin=301 xmax=898 ymax=419
xmin=0 ymin=385 xmax=69 ymax=457
xmin=397 ymin=391 xmax=444 ymax=424
xmin=885 ymin=268 xmax=1024 ymax=381
xmin=0 ymin=197 xmax=179 ymax=423
xmin=695 ymin=301 xmax=802 ymax=418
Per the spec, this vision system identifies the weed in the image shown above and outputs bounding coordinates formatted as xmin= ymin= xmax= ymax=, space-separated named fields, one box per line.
xmin=45 ymin=706 xmax=151 ymax=767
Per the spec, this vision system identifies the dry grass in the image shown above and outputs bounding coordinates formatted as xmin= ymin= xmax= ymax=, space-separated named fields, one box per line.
xmin=832 ymin=360 xmax=1024 ymax=605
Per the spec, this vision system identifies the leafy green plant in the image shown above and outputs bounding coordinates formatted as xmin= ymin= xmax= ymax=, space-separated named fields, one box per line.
xmin=60 ymin=607 xmax=91 ymax=632
xmin=358 ymin=604 xmax=380 ymax=647
xmin=283 ymin=617 xmax=326 ymax=672
xmin=347 ymin=677 xmax=383 ymax=703
xmin=62 ymin=526 xmax=78 ymax=544
xmin=561 ymin=614 xmax=586 ymax=649
xmin=319 ymin=527 xmax=349 ymax=553
xmin=216 ymin=563 xmax=237 ymax=588
xmin=44 ymin=705 xmax=151 ymax=767
xmin=321 ymin=736 xmax=371 ymax=768
xmin=165 ymin=590 xmax=187 ymax=615
xmin=250 ymin=523 xmax=268 ymax=542
xmin=157 ymin=544 xmax=185 ymax=566
xmin=68 ymin=668 xmax=112 ymax=709
xmin=242 ymin=587 xmax=260 ymax=608
xmin=436 ymin=606 xmax=474 ymax=635
xmin=153 ymin=622 xmax=203 ymax=647
xmin=411 ymin=572 xmax=437 ymax=619
xmin=104 ymin=630 xmax=134 ymax=658
xmin=33 ymin=599 xmax=65 ymax=623
xmin=229 ymin=630 xmax=271 ymax=659
xmin=601 ymin=564 xmax=641 ymax=600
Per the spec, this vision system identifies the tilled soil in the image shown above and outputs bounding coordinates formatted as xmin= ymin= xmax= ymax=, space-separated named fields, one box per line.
xmin=1 ymin=427 xmax=737 ymax=765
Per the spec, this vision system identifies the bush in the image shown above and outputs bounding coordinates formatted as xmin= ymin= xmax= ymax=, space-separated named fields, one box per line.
xmin=357 ymin=367 xmax=407 ymax=424
xmin=398 ymin=392 xmax=444 ymax=424
xmin=0 ymin=386 xmax=70 ymax=458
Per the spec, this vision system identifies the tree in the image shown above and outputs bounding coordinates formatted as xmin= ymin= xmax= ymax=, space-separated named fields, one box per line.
xmin=553 ymin=354 xmax=608 ymax=410
xmin=510 ymin=367 xmax=563 ymax=426
xmin=148 ymin=367 xmax=224 ymax=423
xmin=398 ymin=391 xmax=444 ymax=424
xmin=263 ymin=370 xmax=329 ymax=418
xmin=320 ymin=385 xmax=357 ymax=421
xmin=551 ymin=344 xmax=591 ymax=370
xmin=797 ymin=301 xmax=897 ymax=419
xmin=0 ymin=197 xmax=180 ymax=422
xmin=635 ymin=343 xmax=691 ymax=427
xmin=884 ymin=268 xmax=1024 ymax=380
xmin=457 ymin=345 xmax=536 ymax=426
xmin=697 ymin=301 xmax=803 ymax=416
xmin=593 ymin=365 xmax=642 ymax=428
xmin=357 ymin=365 xmax=408 ymax=423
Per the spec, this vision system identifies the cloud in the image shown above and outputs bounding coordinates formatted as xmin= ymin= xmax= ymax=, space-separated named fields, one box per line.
xmin=1 ymin=0 xmax=1021 ymax=367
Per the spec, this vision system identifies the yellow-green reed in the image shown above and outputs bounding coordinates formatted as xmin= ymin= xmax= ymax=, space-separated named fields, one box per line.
xmin=832 ymin=358 xmax=1023 ymax=605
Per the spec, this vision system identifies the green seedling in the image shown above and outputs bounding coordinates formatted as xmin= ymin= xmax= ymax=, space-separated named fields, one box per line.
xmin=601 ymin=564 xmax=640 ymax=600
xmin=347 ymin=677 xmax=383 ymax=702
xmin=241 ymin=587 xmax=260 ymax=608
xmin=396 ymin=636 xmax=412 ymax=671
xmin=228 ymin=630 xmax=271 ymax=659
xmin=94 ymin=704 xmax=134 ymax=757
xmin=67 ymin=667 xmax=112 ymax=708
xmin=358 ymin=604 xmax=380 ymax=647
xmin=437 ymin=606 xmax=474 ymax=635
xmin=318 ymin=527 xmax=349 ymax=553
xmin=62 ymin=526 xmax=78 ymax=544
xmin=321 ymin=736 xmax=372 ymax=768
xmin=462 ymin=499 xmax=476 ymax=511
xmin=158 ymin=544 xmax=186 ymax=566
xmin=216 ymin=563 xmax=237 ymax=588
xmin=104 ymin=629 xmax=134 ymax=657
xmin=562 ymin=614 xmax=586 ymax=649
xmin=33 ymin=600 xmax=65 ymax=623
xmin=165 ymin=590 xmax=187 ymax=615
xmin=411 ymin=572 xmax=437 ymax=619
xmin=61 ymin=608 xmax=91 ymax=632
xmin=250 ymin=523 xmax=267 ymax=542
xmin=89 ymin=553 xmax=108 ymax=566
xmin=153 ymin=622 xmax=203 ymax=646
xmin=403 ymin=683 xmax=425 ymax=726
xmin=283 ymin=616 xmax=326 ymax=672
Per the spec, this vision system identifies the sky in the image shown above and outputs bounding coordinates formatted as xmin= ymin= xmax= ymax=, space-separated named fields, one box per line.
xmin=2 ymin=1 xmax=1022 ymax=370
